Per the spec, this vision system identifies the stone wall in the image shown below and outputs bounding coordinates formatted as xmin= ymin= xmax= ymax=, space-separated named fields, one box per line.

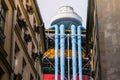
xmin=96 ymin=0 xmax=120 ymax=80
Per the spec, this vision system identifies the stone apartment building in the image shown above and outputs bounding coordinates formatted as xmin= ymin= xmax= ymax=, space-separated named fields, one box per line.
xmin=0 ymin=0 xmax=46 ymax=80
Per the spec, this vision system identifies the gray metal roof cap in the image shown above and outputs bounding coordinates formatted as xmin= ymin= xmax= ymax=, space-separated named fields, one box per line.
xmin=50 ymin=6 xmax=82 ymax=26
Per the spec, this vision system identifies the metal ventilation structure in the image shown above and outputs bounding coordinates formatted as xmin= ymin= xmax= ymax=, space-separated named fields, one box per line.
xmin=43 ymin=6 xmax=89 ymax=80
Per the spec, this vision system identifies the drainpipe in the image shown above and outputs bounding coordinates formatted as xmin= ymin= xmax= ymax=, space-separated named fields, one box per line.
xmin=54 ymin=25 xmax=59 ymax=80
xmin=77 ymin=25 xmax=82 ymax=80
xmin=10 ymin=1 xmax=15 ymax=80
xmin=60 ymin=24 xmax=65 ymax=80
xmin=71 ymin=24 xmax=76 ymax=80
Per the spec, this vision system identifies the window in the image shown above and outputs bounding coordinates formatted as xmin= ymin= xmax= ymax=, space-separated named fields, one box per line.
xmin=15 ymin=43 xmax=20 ymax=53
xmin=17 ymin=6 xmax=22 ymax=18
xmin=22 ymin=58 xmax=26 ymax=69
xmin=0 ymin=67 xmax=4 ymax=80
xmin=33 ymin=17 xmax=36 ymax=30
xmin=24 ymin=34 xmax=32 ymax=43
xmin=0 ymin=1 xmax=7 ymax=31
xmin=17 ymin=6 xmax=26 ymax=31
xmin=0 ymin=13 xmax=5 ymax=31
xmin=32 ymin=42 xmax=35 ymax=50
xmin=14 ymin=73 xmax=22 ymax=80
xmin=14 ymin=43 xmax=20 ymax=73
xmin=22 ymin=58 xmax=26 ymax=74
xmin=30 ymin=74 xmax=33 ymax=80
xmin=0 ymin=1 xmax=7 ymax=45
xmin=26 ymin=4 xmax=34 ymax=14
xmin=33 ymin=17 xmax=36 ymax=24
xmin=26 ymin=0 xmax=29 ymax=3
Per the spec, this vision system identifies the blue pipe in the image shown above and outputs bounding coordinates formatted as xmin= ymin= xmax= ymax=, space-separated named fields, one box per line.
xmin=60 ymin=24 xmax=65 ymax=80
xmin=77 ymin=25 xmax=82 ymax=80
xmin=55 ymin=25 xmax=59 ymax=80
xmin=71 ymin=25 xmax=76 ymax=80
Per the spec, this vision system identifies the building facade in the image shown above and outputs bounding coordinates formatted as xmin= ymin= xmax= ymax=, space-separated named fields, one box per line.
xmin=0 ymin=0 xmax=45 ymax=80
xmin=0 ymin=0 xmax=15 ymax=80
xmin=87 ymin=0 xmax=120 ymax=80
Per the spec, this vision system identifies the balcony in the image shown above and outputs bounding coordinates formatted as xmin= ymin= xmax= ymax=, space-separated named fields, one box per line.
xmin=17 ymin=17 xmax=27 ymax=30
xmin=24 ymin=34 xmax=32 ymax=44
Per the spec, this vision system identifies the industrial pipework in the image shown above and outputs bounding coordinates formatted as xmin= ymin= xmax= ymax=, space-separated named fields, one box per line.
xmin=49 ymin=6 xmax=83 ymax=80
xmin=77 ymin=25 xmax=82 ymax=80
xmin=71 ymin=25 xmax=77 ymax=80
xmin=60 ymin=24 xmax=65 ymax=80
xmin=55 ymin=25 xmax=59 ymax=80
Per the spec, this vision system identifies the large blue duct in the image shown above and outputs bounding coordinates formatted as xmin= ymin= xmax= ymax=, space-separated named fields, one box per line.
xmin=60 ymin=24 xmax=65 ymax=80
xmin=54 ymin=25 xmax=59 ymax=80
xmin=71 ymin=25 xmax=77 ymax=80
xmin=77 ymin=25 xmax=82 ymax=80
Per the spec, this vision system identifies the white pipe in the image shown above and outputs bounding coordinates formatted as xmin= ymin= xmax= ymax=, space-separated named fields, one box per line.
xmin=67 ymin=34 xmax=70 ymax=80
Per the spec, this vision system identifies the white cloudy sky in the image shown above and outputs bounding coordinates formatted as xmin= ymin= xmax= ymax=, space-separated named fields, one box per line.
xmin=37 ymin=0 xmax=88 ymax=29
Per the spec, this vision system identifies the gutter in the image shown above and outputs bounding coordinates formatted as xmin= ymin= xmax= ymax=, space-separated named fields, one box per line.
xmin=10 ymin=0 xmax=15 ymax=80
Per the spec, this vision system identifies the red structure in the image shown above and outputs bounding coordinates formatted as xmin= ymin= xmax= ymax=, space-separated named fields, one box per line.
xmin=43 ymin=74 xmax=88 ymax=80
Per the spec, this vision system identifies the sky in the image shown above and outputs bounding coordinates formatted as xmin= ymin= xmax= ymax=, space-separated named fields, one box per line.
xmin=37 ymin=0 xmax=88 ymax=29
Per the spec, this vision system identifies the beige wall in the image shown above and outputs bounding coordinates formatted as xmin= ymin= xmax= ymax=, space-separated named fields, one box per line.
xmin=0 ymin=0 xmax=44 ymax=80
xmin=89 ymin=0 xmax=120 ymax=80
xmin=0 ymin=0 xmax=14 ymax=80
xmin=13 ymin=0 xmax=43 ymax=79
xmin=96 ymin=0 xmax=120 ymax=79
xmin=14 ymin=30 xmax=37 ymax=79
xmin=3 ymin=0 xmax=13 ymax=64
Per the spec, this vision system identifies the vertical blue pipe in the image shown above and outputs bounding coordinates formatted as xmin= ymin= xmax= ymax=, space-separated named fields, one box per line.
xmin=77 ymin=25 xmax=82 ymax=80
xmin=60 ymin=24 xmax=65 ymax=80
xmin=71 ymin=25 xmax=76 ymax=80
xmin=55 ymin=25 xmax=59 ymax=80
